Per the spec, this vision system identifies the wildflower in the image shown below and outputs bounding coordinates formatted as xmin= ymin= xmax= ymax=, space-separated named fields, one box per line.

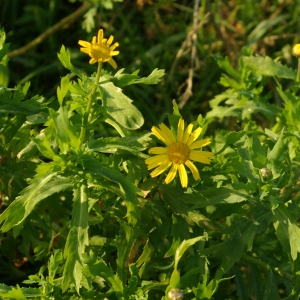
xmin=78 ymin=29 xmax=119 ymax=68
xmin=145 ymin=119 xmax=213 ymax=188
xmin=292 ymin=44 xmax=300 ymax=58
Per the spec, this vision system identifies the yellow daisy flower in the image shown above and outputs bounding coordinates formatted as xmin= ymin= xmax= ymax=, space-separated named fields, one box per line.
xmin=78 ymin=29 xmax=119 ymax=69
xmin=145 ymin=119 xmax=213 ymax=188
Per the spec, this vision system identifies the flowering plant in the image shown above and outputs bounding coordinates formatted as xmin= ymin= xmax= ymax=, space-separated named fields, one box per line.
xmin=0 ymin=24 xmax=300 ymax=300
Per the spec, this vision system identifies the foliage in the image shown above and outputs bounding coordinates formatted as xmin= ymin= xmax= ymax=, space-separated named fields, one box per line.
xmin=0 ymin=0 xmax=300 ymax=299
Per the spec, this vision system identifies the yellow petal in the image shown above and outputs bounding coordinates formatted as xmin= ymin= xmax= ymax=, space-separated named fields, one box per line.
xmin=80 ymin=48 xmax=91 ymax=54
xmin=152 ymin=126 xmax=174 ymax=146
xmin=185 ymin=160 xmax=200 ymax=180
xmin=165 ymin=164 xmax=178 ymax=184
xmin=110 ymin=42 xmax=119 ymax=51
xmin=78 ymin=40 xmax=91 ymax=47
xmin=178 ymin=164 xmax=188 ymax=188
xmin=177 ymin=119 xmax=184 ymax=142
xmin=108 ymin=57 xmax=117 ymax=69
xmin=92 ymin=36 xmax=97 ymax=45
xmin=98 ymin=29 xmax=104 ymax=43
xmin=182 ymin=124 xmax=193 ymax=144
xmin=89 ymin=58 xmax=97 ymax=64
xmin=110 ymin=50 xmax=120 ymax=56
xmin=190 ymin=150 xmax=213 ymax=164
xmin=189 ymin=138 xmax=211 ymax=150
xmin=150 ymin=161 xmax=172 ymax=177
xmin=106 ymin=35 xmax=114 ymax=46
xmin=158 ymin=123 xmax=176 ymax=145
xmin=149 ymin=147 xmax=167 ymax=155
xmin=145 ymin=154 xmax=168 ymax=169
xmin=186 ymin=127 xmax=202 ymax=146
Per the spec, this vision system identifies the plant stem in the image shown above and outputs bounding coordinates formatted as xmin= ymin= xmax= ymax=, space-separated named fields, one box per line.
xmin=296 ymin=58 xmax=300 ymax=82
xmin=79 ymin=62 xmax=102 ymax=147
xmin=241 ymin=254 xmax=270 ymax=270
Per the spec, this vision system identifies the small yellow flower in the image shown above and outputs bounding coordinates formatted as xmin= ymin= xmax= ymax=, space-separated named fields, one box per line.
xmin=78 ymin=29 xmax=119 ymax=68
xmin=145 ymin=119 xmax=213 ymax=188
xmin=292 ymin=44 xmax=300 ymax=58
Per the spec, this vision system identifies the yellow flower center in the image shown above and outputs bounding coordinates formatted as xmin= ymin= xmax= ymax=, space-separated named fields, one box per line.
xmin=167 ymin=142 xmax=190 ymax=164
xmin=91 ymin=44 xmax=111 ymax=61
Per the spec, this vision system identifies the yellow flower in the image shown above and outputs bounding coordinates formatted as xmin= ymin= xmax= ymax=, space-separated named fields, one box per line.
xmin=292 ymin=44 xmax=300 ymax=58
xmin=145 ymin=119 xmax=213 ymax=188
xmin=78 ymin=29 xmax=119 ymax=68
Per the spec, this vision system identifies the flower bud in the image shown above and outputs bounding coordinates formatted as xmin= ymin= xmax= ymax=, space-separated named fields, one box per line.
xmin=260 ymin=168 xmax=272 ymax=179
xmin=292 ymin=44 xmax=300 ymax=58
xmin=168 ymin=288 xmax=184 ymax=300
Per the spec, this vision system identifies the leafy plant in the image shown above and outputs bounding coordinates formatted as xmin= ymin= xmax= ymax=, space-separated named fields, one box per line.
xmin=0 ymin=2 xmax=300 ymax=299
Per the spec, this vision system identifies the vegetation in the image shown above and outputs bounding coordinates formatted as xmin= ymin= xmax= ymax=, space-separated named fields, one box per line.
xmin=0 ymin=0 xmax=300 ymax=299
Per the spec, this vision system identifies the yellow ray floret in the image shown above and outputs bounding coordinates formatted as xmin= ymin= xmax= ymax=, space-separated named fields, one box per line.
xmin=145 ymin=118 xmax=213 ymax=188
xmin=78 ymin=29 xmax=119 ymax=68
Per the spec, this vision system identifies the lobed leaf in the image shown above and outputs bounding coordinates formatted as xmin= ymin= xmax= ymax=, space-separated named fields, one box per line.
xmin=80 ymin=157 xmax=140 ymax=225
xmin=273 ymin=205 xmax=300 ymax=261
xmin=62 ymin=185 xmax=89 ymax=293
xmin=57 ymin=45 xmax=85 ymax=79
xmin=243 ymin=55 xmax=296 ymax=79
xmin=0 ymin=171 xmax=73 ymax=234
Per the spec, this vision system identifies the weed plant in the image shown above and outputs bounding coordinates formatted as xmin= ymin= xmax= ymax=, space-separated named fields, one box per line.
xmin=0 ymin=0 xmax=300 ymax=299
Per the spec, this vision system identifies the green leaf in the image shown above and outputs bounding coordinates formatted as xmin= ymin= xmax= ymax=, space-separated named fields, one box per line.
xmin=174 ymin=236 xmax=206 ymax=270
xmin=0 ymin=27 xmax=10 ymax=63
xmin=32 ymin=132 xmax=57 ymax=160
xmin=263 ymin=269 xmax=280 ymax=300
xmin=0 ymin=64 xmax=9 ymax=86
xmin=212 ymin=55 xmax=241 ymax=79
xmin=57 ymin=75 xmax=71 ymax=106
xmin=87 ymin=134 xmax=150 ymax=157
xmin=0 ymin=171 xmax=73 ymax=234
xmin=181 ymin=186 xmax=253 ymax=208
xmin=131 ymin=68 xmax=165 ymax=85
xmin=115 ymin=219 xmax=141 ymax=285
xmin=243 ymin=55 xmax=296 ymax=79
xmin=112 ymin=68 xmax=140 ymax=87
xmin=80 ymin=157 xmax=140 ymax=225
xmin=88 ymin=258 xmax=124 ymax=296
xmin=113 ymin=68 xmax=165 ymax=88
xmin=159 ymin=185 xmax=189 ymax=217
xmin=100 ymin=82 xmax=144 ymax=130
xmin=57 ymin=45 xmax=84 ymax=79
xmin=216 ymin=131 xmax=246 ymax=154
xmin=48 ymin=250 xmax=64 ymax=284
xmin=0 ymin=284 xmax=26 ymax=300
xmin=283 ymin=277 xmax=300 ymax=300
xmin=273 ymin=205 xmax=300 ymax=261
xmin=201 ymin=207 xmax=272 ymax=272
xmin=62 ymin=185 xmax=89 ymax=293
xmin=49 ymin=106 xmax=80 ymax=152
xmin=165 ymin=215 xmax=190 ymax=257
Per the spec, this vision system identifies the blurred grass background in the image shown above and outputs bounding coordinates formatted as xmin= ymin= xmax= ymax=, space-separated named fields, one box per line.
xmin=2 ymin=0 xmax=300 ymax=130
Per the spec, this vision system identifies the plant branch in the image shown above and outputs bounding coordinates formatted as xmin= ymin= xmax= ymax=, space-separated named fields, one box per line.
xmin=79 ymin=62 xmax=102 ymax=147
xmin=178 ymin=0 xmax=203 ymax=109
xmin=8 ymin=2 xmax=92 ymax=59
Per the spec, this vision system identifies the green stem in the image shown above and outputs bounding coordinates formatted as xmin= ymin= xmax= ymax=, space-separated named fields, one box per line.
xmin=241 ymin=254 xmax=270 ymax=270
xmin=8 ymin=2 xmax=92 ymax=58
xmin=79 ymin=62 xmax=102 ymax=147
xmin=296 ymin=58 xmax=300 ymax=82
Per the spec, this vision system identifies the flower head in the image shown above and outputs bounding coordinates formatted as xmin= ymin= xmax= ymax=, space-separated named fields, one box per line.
xmin=293 ymin=44 xmax=300 ymax=58
xmin=145 ymin=119 xmax=213 ymax=188
xmin=78 ymin=29 xmax=119 ymax=68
